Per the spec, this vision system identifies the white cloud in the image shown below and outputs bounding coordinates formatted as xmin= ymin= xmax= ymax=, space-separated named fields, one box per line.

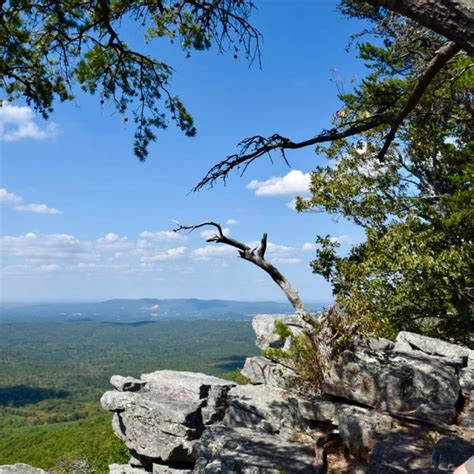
xmin=15 ymin=203 xmax=62 ymax=215
xmin=0 ymin=187 xmax=62 ymax=215
xmin=190 ymin=245 xmax=236 ymax=260
xmin=1 ymin=233 xmax=89 ymax=260
xmin=330 ymin=234 xmax=358 ymax=246
xmin=96 ymin=233 xmax=132 ymax=251
xmin=272 ymin=257 xmax=302 ymax=265
xmin=140 ymin=230 xmax=187 ymax=242
xmin=302 ymin=242 xmax=316 ymax=252
xmin=141 ymin=246 xmax=187 ymax=262
xmin=0 ymin=103 xmax=59 ymax=142
xmin=0 ymin=188 xmax=22 ymax=204
xmin=39 ymin=263 xmax=61 ymax=272
xmin=226 ymin=218 xmax=239 ymax=225
xmin=247 ymin=170 xmax=311 ymax=196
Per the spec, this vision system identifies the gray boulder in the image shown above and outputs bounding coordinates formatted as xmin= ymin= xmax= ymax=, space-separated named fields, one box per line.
xmin=368 ymin=433 xmax=447 ymax=473
xmin=458 ymin=368 xmax=474 ymax=428
xmin=193 ymin=426 xmax=318 ymax=473
xmin=322 ymin=349 xmax=460 ymax=424
xmin=102 ymin=371 xmax=235 ymax=464
xmin=241 ymin=356 xmax=297 ymax=389
xmin=362 ymin=337 xmax=395 ymax=351
xmin=111 ymin=375 xmax=147 ymax=392
xmin=293 ymin=397 xmax=395 ymax=455
xmin=241 ymin=356 xmax=275 ymax=384
xmin=252 ymin=314 xmax=302 ymax=351
xmin=109 ymin=464 xmax=144 ymax=474
xmin=152 ymin=462 xmax=193 ymax=473
xmin=293 ymin=396 xmax=340 ymax=425
xmin=337 ymin=406 xmax=395 ymax=457
xmin=394 ymin=331 xmax=472 ymax=365
xmin=224 ymin=384 xmax=291 ymax=434
xmin=0 ymin=465 xmax=47 ymax=474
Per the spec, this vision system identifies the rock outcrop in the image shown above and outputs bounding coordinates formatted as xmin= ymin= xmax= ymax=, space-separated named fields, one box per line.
xmin=0 ymin=465 xmax=47 ymax=474
xmin=102 ymin=314 xmax=474 ymax=473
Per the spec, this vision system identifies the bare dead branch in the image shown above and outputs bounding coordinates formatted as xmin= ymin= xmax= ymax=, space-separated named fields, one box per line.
xmin=194 ymin=40 xmax=461 ymax=191
xmin=258 ymin=233 xmax=268 ymax=259
xmin=173 ymin=221 xmax=306 ymax=315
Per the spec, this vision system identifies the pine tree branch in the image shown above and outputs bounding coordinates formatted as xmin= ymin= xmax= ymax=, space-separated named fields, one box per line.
xmin=194 ymin=41 xmax=460 ymax=191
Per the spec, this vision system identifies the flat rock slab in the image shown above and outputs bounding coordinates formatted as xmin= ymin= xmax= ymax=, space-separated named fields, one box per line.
xmin=111 ymin=375 xmax=147 ymax=392
xmin=241 ymin=356 xmax=297 ymax=389
xmin=322 ymin=349 xmax=460 ymax=424
xmin=224 ymin=384 xmax=291 ymax=433
xmin=337 ymin=406 xmax=395 ymax=456
xmin=0 ymin=465 xmax=47 ymax=474
xmin=193 ymin=426 xmax=318 ymax=473
xmin=368 ymin=433 xmax=447 ymax=473
xmin=109 ymin=464 xmax=144 ymax=474
xmin=394 ymin=331 xmax=472 ymax=365
xmin=102 ymin=370 xmax=235 ymax=463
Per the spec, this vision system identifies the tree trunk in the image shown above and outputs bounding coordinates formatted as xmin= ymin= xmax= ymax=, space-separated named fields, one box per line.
xmin=363 ymin=0 xmax=474 ymax=56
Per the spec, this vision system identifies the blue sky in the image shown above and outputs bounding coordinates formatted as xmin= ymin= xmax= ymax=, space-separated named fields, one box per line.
xmin=0 ymin=1 xmax=368 ymax=303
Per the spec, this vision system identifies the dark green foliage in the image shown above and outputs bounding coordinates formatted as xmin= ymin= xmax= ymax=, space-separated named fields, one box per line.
xmin=297 ymin=5 xmax=474 ymax=344
xmin=0 ymin=320 xmax=258 ymax=470
xmin=0 ymin=1 xmax=259 ymax=159
xmin=273 ymin=320 xmax=292 ymax=339
xmin=265 ymin=308 xmax=360 ymax=394
xmin=228 ymin=369 xmax=251 ymax=385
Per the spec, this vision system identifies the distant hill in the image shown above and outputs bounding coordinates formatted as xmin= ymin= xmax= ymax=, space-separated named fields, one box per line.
xmin=0 ymin=298 xmax=328 ymax=323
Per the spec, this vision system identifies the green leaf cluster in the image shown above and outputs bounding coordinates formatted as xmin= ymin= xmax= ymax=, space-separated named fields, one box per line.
xmin=0 ymin=0 xmax=259 ymax=159
xmin=297 ymin=5 xmax=473 ymax=344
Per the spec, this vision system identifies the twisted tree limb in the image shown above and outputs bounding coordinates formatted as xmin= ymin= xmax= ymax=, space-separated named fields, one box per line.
xmin=195 ymin=41 xmax=461 ymax=190
xmin=173 ymin=221 xmax=306 ymax=316
xmin=361 ymin=0 xmax=474 ymax=56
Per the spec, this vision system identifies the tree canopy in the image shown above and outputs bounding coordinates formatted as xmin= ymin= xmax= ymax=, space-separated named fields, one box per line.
xmin=0 ymin=0 xmax=260 ymax=159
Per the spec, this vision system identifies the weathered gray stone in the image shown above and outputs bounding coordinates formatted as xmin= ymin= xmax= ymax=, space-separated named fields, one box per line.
xmin=459 ymin=367 xmax=474 ymax=429
xmin=364 ymin=337 xmax=395 ymax=351
xmin=193 ymin=426 xmax=318 ymax=473
xmin=368 ymin=433 xmax=445 ymax=473
xmin=241 ymin=356 xmax=275 ymax=384
xmin=241 ymin=356 xmax=297 ymax=389
xmin=141 ymin=371 xmax=234 ymax=425
xmin=152 ymin=462 xmax=193 ymax=473
xmin=103 ymin=370 xmax=234 ymax=464
xmin=109 ymin=464 xmax=144 ymax=474
xmin=101 ymin=390 xmax=136 ymax=411
xmin=394 ymin=331 xmax=471 ymax=365
xmin=432 ymin=437 xmax=474 ymax=470
xmin=141 ymin=371 xmax=234 ymax=398
xmin=293 ymin=397 xmax=340 ymax=424
xmin=111 ymin=375 xmax=147 ymax=392
xmin=112 ymin=411 xmax=197 ymax=462
xmin=337 ymin=406 xmax=395 ymax=456
xmin=223 ymin=384 xmax=291 ymax=434
xmin=322 ymin=349 xmax=460 ymax=424
xmin=252 ymin=314 xmax=302 ymax=351
xmin=0 ymin=465 xmax=47 ymax=474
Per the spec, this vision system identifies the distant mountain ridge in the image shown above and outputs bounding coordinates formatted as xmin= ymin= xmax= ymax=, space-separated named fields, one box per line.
xmin=0 ymin=298 xmax=328 ymax=323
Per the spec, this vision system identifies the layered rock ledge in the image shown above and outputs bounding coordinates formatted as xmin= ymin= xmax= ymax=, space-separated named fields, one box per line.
xmin=101 ymin=315 xmax=474 ymax=473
